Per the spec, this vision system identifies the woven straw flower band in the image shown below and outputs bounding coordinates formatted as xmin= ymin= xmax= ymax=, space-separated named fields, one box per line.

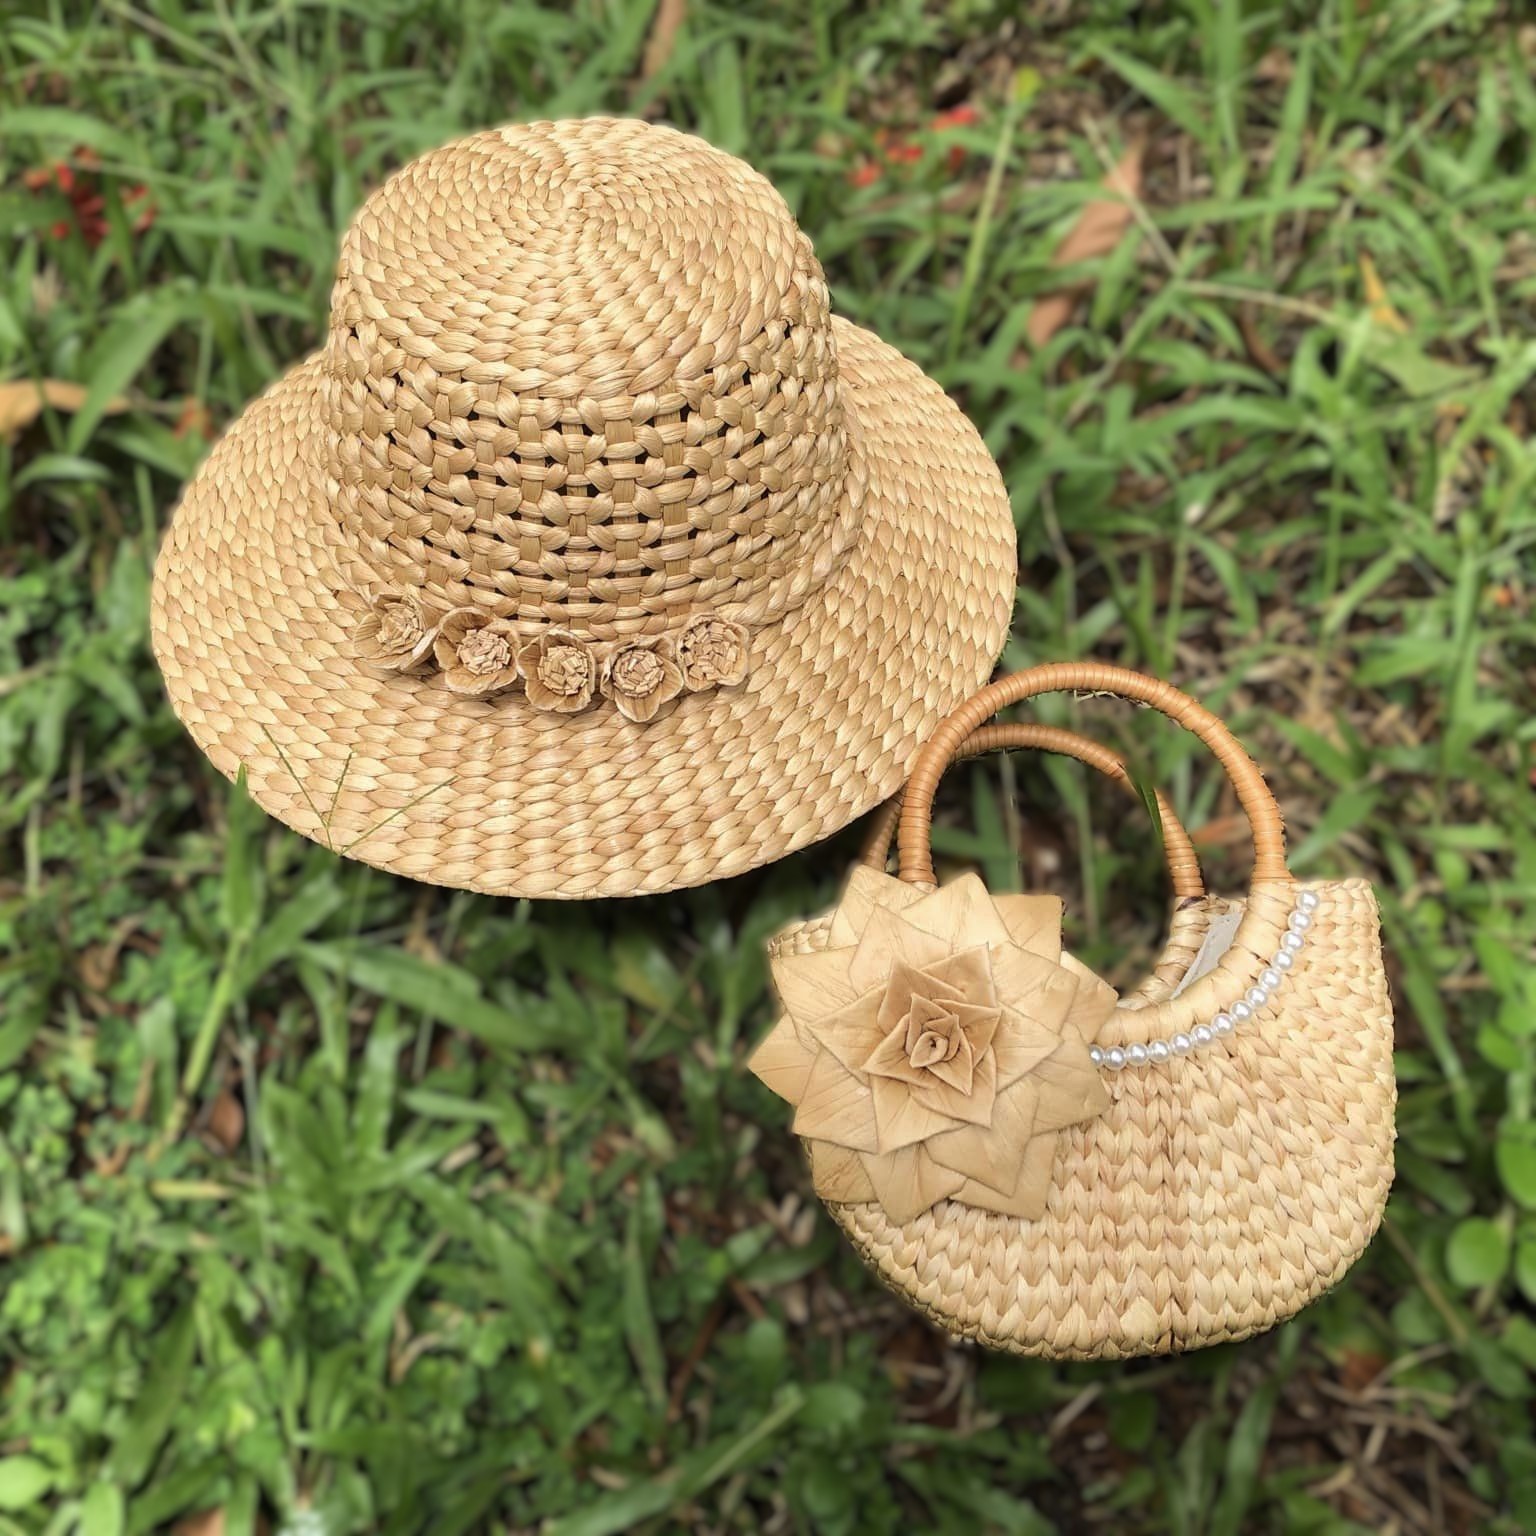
xmin=352 ymin=592 xmax=750 ymax=723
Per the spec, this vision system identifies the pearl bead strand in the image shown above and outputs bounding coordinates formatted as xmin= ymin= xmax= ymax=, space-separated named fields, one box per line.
xmin=1090 ymin=889 xmax=1320 ymax=1071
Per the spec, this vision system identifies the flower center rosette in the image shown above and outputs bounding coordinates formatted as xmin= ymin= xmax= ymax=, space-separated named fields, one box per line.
xmin=751 ymin=866 xmax=1115 ymax=1224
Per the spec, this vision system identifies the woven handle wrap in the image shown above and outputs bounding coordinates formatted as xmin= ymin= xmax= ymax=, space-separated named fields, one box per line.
xmin=898 ymin=662 xmax=1290 ymax=889
xmin=858 ymin=723 xmax=1205 ymax=901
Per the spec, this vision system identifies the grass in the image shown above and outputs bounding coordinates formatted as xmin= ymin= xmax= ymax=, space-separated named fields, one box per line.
xmin=2 ymin=0 xmax=1535 ymax=1532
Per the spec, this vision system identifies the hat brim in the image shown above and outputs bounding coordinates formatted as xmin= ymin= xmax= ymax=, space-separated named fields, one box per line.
xmin=150 ymin=317 xmax=1016 ymax=899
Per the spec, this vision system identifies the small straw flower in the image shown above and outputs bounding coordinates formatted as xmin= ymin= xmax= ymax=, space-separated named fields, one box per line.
xmin=434 ymin=609 xmax=521 ymax=697
xmin=519 ymin=629 xmax=598 ymax=714
xmin=352 ymin=592 xmax=437 ymax=672
xmin=676 ymin=615 xmax=750 ymax=692
xmin=600 ymin=636 xmax=686 ymax=723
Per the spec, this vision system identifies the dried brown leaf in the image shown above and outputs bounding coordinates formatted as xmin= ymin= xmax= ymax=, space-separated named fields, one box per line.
xmin=173 ymin=1512 xmax=225 ymax=1536
xmin=1026 ymin=139 xmax=1146 ymax=349
xmin=77 ymin=913 xmax=146 ymax=997
xmin=0 ymin=378 xmax=130 ymax=440
xmin=204 ymin=1089 xmax=245 ymax=1154
xmin=1340 ymin=1349 xmax=1389 ymax=1393
xmin=641 ymin=0 xmax=687 ymax=82
xmin=1361 ymin=253 xmax=1409 ymax=333
xmin=173 ymin=398 xmax=216 ymax=440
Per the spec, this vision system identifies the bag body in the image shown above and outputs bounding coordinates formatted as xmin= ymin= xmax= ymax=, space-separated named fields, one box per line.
xmin=753 ymin=664 xmax=1396 ymax=1358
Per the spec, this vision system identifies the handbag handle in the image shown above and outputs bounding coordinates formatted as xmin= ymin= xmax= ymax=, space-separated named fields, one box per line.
xmin=898 ymin=662 xmax=1289 ymax=889
xmin=858 ymin=723 xmax=1205 ymax=901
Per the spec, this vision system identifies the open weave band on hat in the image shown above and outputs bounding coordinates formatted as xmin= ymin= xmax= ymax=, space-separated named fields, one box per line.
xmin=151 ymin=118 xmax=1018 ymax=898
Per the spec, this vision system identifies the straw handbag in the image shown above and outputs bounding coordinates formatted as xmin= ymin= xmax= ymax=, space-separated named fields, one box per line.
xmin=751 ymin=663 xmax=1396 ymax=1358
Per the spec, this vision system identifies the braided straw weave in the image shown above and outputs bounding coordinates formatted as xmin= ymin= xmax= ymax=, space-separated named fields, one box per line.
xmin=763 ymin=664 xmax=1396 ymax=1357
xmin=150 ymin=119 xmax=1017 ymax=898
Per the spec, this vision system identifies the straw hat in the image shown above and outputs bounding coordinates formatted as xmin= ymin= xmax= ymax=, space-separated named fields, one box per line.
xmin=150 ymin=118 xmax=1017 ymax=899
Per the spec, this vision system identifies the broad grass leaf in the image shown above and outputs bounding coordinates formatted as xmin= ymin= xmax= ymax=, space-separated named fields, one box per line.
xmin=300 ymin=941 xmax=557 ymax=1051
xmin=544 ymin=1388 xmax=805 ymax=1536
xmin=893 ymin=1460 xmax=1056 ymax=1533
xmin=1379 ymin=899 xmax=1473 ymax=1136
xmin=406 ymin=1179 xmax=559 ymax=1327
xmin=13 ymin=452 xmax=115 ymax=489
xmin=1210 ymin=1379 xmax=1279 ymax=1536
xmin=0 ymin=1456 xmax=54 ymax=1512
xmin=1122 ymin=760 xmax=1166 ymax=855
xmin=1397 ymin=1149 xmax=1474 ymax=1216
xmin=432 ymin=1474 xmax=505 ymax=1536
xmin=1516 ymin=1240 xmax=1536 ymax=1306
xmin=219 ymin=768 xmax=262 ymax=942
xmin=1287 ymin=784 xmax=1380 ymax=868
xmin=362 ymin=1238 xmax=444 ymax=1350
xmin=0 ymin=1007 xmax=41 ymax=1075
xmin=544 ymin=1477 xmax=677 ymax=1536
xmin=0 ymin=105 xmax=127 ymax=151
xmin=1089 ymin=45 xmax=1207 ymax=139
xmin=621 ymin=1188 xmax=667 ymax=1411
xmin=111 ymin=1305 xmax=197 ymax=1488
xmin=237 ymin=877 xmax=345 ymax=988
xmin=136 ymin=996 xmax=179 ymax=1117
xmin=70 ymin=643 xmax=147 ymax=725
xmin=1497 ymin=1126 xmax=1536 ymax=1210
xmin=265 ymin=1211 xmax=360 ymax=1300
xmin=123 ymin=1459 xmax=223 ymax=1532
xmin=609 ymin=932 xmax=687 ymax=1014
xmin=352 ymin=1012 xmax=402 ymax=1160
xmin=1267 ymin=717 xmax=1364 ymax=787
xmin=68 ymin=288 xmax=202 ymax=453
xmin=1363 ymin=332 xmax=1481 ymax=400
xmin=736 ymin=1225 xmax=838 ymax=1288
xmin=80 ymin=1481 xmax=126 ymax=1536
xmin=1465 ymin=1333 xmax=1530 ymax=1400
xmin=1446 ymin=1217 xmax=1510 ymax=1289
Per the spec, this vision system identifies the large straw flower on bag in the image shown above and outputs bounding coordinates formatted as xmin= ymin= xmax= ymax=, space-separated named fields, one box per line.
xmin=752 ymin=868 xmax=1114 ymax=1224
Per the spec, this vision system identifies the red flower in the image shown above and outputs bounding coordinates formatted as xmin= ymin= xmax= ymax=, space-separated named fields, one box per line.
xmin=931 ymin=104 xmax=980 ymax=130
xmin=931 ymin=104 xmax=980 ymax=173
xmin=21 ymin=150 xmax=156 ymax=248
xmin=172 ymin=400 xmax=216 ymax=441
xmin=845 ymin=102 xmax=981 ymax=186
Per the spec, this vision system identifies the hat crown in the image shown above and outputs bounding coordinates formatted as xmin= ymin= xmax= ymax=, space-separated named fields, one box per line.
xmin=321 ymin=118 xmax=855 ymax=638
